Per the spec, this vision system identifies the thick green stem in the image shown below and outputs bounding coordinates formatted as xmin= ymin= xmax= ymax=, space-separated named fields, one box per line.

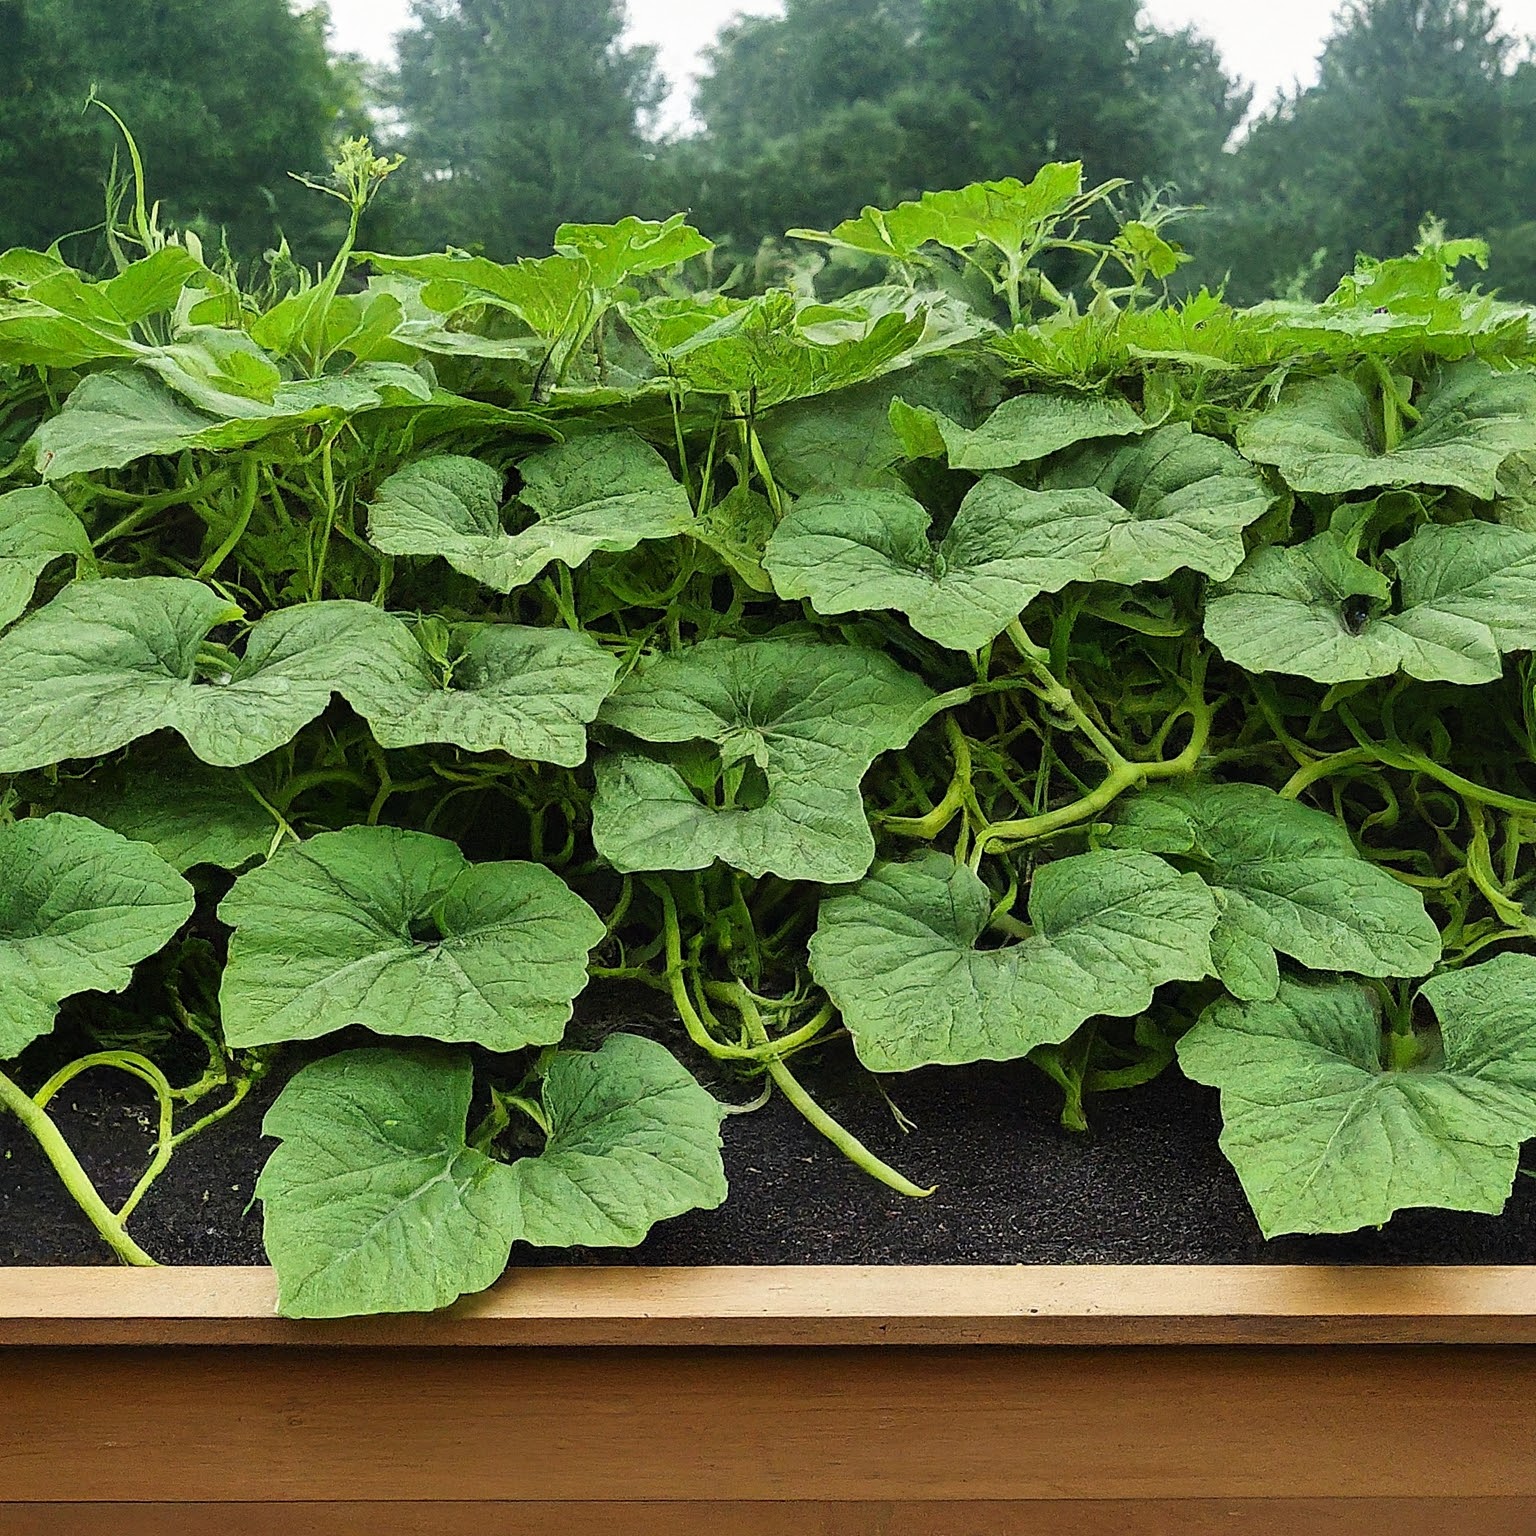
xmin=973 ymin=687 xmax=1211 ymax=858
xmin=729 ymin=986 xmax=934 ymax=1199
xmin=882 ymin=717 xmax=976 ymax=840
xmin=196 ymin=456 xmax=260 ymax=580
xmin=1282 ymin=745 xmax=1536 ymax=819
xmin=0 ymin=1067 xmax=157 ymax=1266
xmin=656 ymin=885 xmax=827 ymax=1064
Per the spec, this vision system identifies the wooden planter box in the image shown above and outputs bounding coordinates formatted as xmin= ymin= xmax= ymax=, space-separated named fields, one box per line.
xmin=4 ymin=1264 xmax=1536 ymax=1534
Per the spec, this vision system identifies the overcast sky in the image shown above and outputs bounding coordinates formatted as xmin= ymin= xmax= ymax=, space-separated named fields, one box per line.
xmin=326 ymin=0 xmax=1536 ymax=128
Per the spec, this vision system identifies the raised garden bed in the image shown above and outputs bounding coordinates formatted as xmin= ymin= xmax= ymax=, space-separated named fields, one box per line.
xmin=6 ymin=1264 xmax=1536 ymax=1534
xmin=6 ymin=142 xmax=1536 ymax=1533
xmin=7 ymin=1048 xmax=1536 ymax=1530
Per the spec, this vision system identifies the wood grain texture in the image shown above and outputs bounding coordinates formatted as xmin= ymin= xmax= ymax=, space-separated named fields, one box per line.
xmin=6 ymin=1264 xmax=1536 ymax=1345
xmin=6 ymin=1344 xmax=1536 ymax=1503
xmin=5 ymin=1504 xmax=1536 ymax=1536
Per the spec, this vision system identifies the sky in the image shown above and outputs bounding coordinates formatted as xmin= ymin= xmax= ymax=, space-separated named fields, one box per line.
xmin=326 ymin=0 xmax=1536 ymax=129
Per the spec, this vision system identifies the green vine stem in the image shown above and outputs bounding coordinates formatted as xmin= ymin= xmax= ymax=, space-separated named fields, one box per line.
xmin=0 ymin=1065 xmax=157 ymax=1266
xmin=651 ymin=884 xmax=932 ymax=1197
xmin=1282 ymin=743 xmax=1536 ymax=820
xmin=969 ymin=625 xmax=1213 ymax=859
xmin=725 ymin=982 xmax=935 ymax=1200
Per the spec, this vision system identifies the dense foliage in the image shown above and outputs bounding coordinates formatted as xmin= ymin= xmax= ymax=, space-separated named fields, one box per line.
xmin=14 ymin=0 xmax=1536 ymax=308
xmin=5 ymin=140 xmax=1536 ymax=1316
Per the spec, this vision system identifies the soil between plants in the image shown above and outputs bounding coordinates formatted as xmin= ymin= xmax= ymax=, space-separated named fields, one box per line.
xmin=5 ymin=991 xmax=1536 ymax=1267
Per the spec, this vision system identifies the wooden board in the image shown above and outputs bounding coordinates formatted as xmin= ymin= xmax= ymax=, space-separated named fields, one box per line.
xmin=6 ymin=1263 xmax=1536 ymax=1344
xmin=5 ymin=1343 xmax=1536 ymax=1502
xmin=4 ymin=1266 xmax=1535 ymax=1532
xmin=5 ymin=1503 xmax=1536 ymax=1536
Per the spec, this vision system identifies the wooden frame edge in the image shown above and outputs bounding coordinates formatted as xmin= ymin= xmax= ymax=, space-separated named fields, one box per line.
xmin=3 ymin=1263 xmax=1536 ymax=1345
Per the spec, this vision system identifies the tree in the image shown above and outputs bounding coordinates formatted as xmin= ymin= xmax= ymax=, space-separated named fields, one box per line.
xmin=1202 ymin=1 xmax=1519 ymax=301
xmin=695 ymin=0 xmax=924 ymax=149
xmin=676 ymin=0 xmax=1248 ymax=256
xmin=385 ymin=0 xmax=664 ymax=258
xmin=0 ymin=0 xmax=358 ymax=263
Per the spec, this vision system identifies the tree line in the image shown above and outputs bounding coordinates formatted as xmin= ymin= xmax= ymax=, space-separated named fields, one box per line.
xmin=3 ymin=0 xmax=1535 ymax=301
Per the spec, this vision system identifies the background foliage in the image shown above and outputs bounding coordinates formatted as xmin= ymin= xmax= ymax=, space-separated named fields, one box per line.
xmin=6 ymin=0 xmax=1536 ymax=302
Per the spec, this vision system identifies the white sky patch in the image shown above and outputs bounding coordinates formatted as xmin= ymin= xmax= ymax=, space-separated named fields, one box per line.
xmin=323 ymin=0 xmax=1536 ymax=127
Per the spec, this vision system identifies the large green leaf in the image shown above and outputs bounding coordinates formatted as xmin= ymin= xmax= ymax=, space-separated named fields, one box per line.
xmin=1237 ymin=363 xmax=1536 ymax=498
xmin=808 ymin=850 xmax=1217 ymax=1072
xmin=592 ymin=638 xmax=934 ymax=883
xmin=1204 ymin=522 xmax=1536 ymax=685
xmin=0 ymin=813 xmax=195 ymax=1058
xmin=1178 ymin=959 xmax=1536 ymax=1237
xmin=259 ymin=1048 xmax=524 ymax=1318
xmin=640 ymin=290 xmax=927 ymax=409
xmin=0 ymin=486 xmax=91 ymax=629
xmin=365 ymin=433 xmax=693 ymax=593
xmin=257 ymin=1034 xmax=728 ymax=1317
xmin=0 ymin=580 xmax=386 ymax=771
xmin=754 ymin=362 xmax=999 ymax=496
xmin=50 ymin=743 xmax=276 ymax=872
xmin=217 ymin=825 xmax=604 ymax=1050
xmin=1105 ymin=782 xmax=1441 ymax=1002
xmin=897 ymin=390 xmax=1146 ymax=470
xmin=338 ymin=617 xmax=618 ymax=766
xmin=497 ymin=1032 xmax=728 ymax=1247
xmin=764 ymin=426 xmax=1268 ymax=651
xmin=31 ymin=361 xmax=433 ymax=479
xmin=1040 ymin=424 xmax=1273 ymax=582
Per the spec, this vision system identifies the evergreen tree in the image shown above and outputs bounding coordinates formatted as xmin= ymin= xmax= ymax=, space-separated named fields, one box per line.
xmin=386 ymin=0 xmax=664 ymax=257
xmin=677 ymin=0 xmax=1247 ymax=256
xmin=1203 ymin=0 xmax=1518 ymax=301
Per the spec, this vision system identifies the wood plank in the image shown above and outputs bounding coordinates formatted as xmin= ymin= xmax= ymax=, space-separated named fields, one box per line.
xmin=6 ymin=1264 xmax=1536 ymax=1345
xmin=5 ymin=1345 xmax=1536 ymax=1503
xmin=4 ymin=1503 xmax=1535 ymax=1536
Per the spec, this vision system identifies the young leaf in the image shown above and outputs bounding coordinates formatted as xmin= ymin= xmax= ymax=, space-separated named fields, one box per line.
xmin=217 ymin=825 xmax=605 ymax=1050
xmin=1179 ymin=959 xmax=1536 ymax=1237
xmin=553 ymin=214 xmax=713 ymax=290
xmin=359 ymin=249 xmax=592 ymax=340
xmin=257 ymin=1034 xmax=728 ymax=1318
xmin=365 ymin=434 xmax=693 ymax=593
xmin=1238 ymin=363 xmax=1536 ymax=498
xmin=0 ymin=486 xmax=92 ymax=629
xmin=808 ymin=850 xmax=1216 ymax=1072
xmin=592 ymin=638 xmax=934 ymax=882
xmin=1204 ymin=523 xmax=1536 ymax=685
xmin=1105 ymin=782 xmax=1441 ymax=1001
xmin=765 ymin=426 xmax=1269 ymax=652
xmin=0 ymin=813 xmax=195 ymax=1058
xmin=897 ymin=390 xmax=1147 ymax=470
xmin=790 ymin=165 xmax=1086 ymax=265
xmin=0 ymin=247 xmax=206 ymax=367
xmin=0 ymin=580 xmax=387 ymax=771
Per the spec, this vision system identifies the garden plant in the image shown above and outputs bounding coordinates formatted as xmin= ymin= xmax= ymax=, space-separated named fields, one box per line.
xmin=4 ymin=129 xmax=1536 ymax=1316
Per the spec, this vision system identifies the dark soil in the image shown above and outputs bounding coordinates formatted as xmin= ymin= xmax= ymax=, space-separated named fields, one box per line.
xmin=5 ymin=997 xmax=1536 ymax=1267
